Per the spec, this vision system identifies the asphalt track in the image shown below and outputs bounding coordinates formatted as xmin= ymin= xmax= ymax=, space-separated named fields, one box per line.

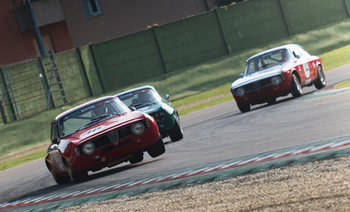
xmin=0 ymin=64 xmax=350 ymax=210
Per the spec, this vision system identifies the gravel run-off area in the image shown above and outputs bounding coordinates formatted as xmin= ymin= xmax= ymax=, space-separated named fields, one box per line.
xmin=60 ymin=155 xmax=350 ymax=211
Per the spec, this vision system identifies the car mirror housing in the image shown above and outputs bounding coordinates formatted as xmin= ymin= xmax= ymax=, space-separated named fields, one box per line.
xmin=164 ymin=94 xmax=170 ymax=101
xmin=52 ymin=138 xmax=58 ymax=144
xmin=239 ymin=73 xmax=244 ymax=78
xmin=130 ymin=106 xmax=136 ymax=111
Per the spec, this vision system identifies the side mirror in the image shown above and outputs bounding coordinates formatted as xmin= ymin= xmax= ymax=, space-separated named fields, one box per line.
xmin=129 ymin=106 xmax=136 ymax=111
xmin=164 ymin=94 xmax=170 ymax=101
xmin=52 ymin=137 xmax=58 ymax=144
xmin=293 ymin=52 xmax=300 ymax=59
xmin=239 ymin=73 xmax=244 ymax=78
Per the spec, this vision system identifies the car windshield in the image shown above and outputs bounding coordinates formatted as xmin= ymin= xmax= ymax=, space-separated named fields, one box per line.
xmin=245 ymin=49 xmax=290 ymax=76
xmin=117 ymin=88 xmax=161 ymax=108
xmin=58 ymin=98 xmax=129 ymax=137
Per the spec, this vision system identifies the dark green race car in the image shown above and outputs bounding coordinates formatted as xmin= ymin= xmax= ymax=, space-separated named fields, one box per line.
xmin=115 ymin=85 xmax=183 ymax=142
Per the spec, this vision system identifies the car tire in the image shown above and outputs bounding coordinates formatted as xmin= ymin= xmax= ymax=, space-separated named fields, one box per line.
xmin=314 ymin=65 xmax=326 ymax=89
xmin=129 ymin=152 xmax=144 ymax=164
xmin=237 ymin=103 xmax=250 ymax=113
xmin=169 ymin=118 xmax=183 ymax=142
xmin=267 ymin=98 xmax=276 ymax=105
xmin=49 ymin=165 xmax=69 ymax=185
xmin=147 ymin=137 xmax=165 ymax=158
xmin=290 ymin=73 xmax=303 ymax=97
xmin=65 ymin=160 xmax=88 ymax=183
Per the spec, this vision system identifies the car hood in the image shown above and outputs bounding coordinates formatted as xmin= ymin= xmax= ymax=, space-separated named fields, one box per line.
xmin=64 ymin=111 xmax=147 ymax=145
xmin=231 ymin=64 xmax=286 ymax=90
xmin=135 ymin=102 xmax=162 ymax=114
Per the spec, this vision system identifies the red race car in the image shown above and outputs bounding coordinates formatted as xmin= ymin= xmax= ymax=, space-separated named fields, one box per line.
xmin=230 ymin=44 xmax=326 ymax=113
xmin=45 ymin=96 xmax=165 ymax=184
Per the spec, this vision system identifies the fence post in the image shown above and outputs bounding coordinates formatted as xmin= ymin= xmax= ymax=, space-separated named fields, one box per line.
xmin=343 ymin=0 xmax=350 ymax=17
xmin=278 ymin=0 xmax=292 ymax=36
xmin=0 ymin=97 xmax=7 ymax=124
xmin=214 ymin=8 xmax=231 ymax=55
xmin=0 ymin=67 xmax=16 ymax=121
xmin=89 ymin=44 xmax=106 ymax=93
xmin=151 ymin=26 xmax=168 ymax=74
xmin=76 ymin=47 xmax=93 ymax=97
xmin=4 ymin=68 xmax=21 ymax=119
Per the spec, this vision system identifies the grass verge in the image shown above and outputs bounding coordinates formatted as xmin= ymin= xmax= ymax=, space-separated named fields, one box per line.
xmin=335 ymin=80 xmax=350 ymax=88
xmin=0 ymin=149 xmax=47 ymax=171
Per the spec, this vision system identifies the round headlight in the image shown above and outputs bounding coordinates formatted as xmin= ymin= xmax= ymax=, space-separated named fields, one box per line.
xmin=82 ymin=142 xmax=95 ymax=155
xmin=234 ymin=87 xmax=245 ymax=97
xmin=271 ymin=76 xmax=282 ymax=85
xmin=131 ymin=122 xmax=145 ymax=135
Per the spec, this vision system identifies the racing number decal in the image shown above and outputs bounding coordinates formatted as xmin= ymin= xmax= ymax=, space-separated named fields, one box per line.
xmin=80 ymin=125 xmax=105 ymax=139
xmin=303 ymin=63 xmax=310 ymax=78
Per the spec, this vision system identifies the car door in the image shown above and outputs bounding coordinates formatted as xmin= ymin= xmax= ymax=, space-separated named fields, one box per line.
xmin=297 ymin=46 xmax=318 ymax=81
xmin=291 ymin=47 xmax=312 ymax=86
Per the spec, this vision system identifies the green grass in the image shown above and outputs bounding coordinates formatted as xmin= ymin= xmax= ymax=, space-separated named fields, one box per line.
xmin=320 ymin=44 xmax=350 ymax=70
xmin=179 ymin=95 xmax=233 ymax=115
xmin=335 ymin=80 xmax=350 ymax=88
xmin=172 ymin=84 xmax=231 ymax=107
xmin=2 ymin=19 xmax=350 ymax=170
xmin=0 ymin=149 xmax=46 ymax=171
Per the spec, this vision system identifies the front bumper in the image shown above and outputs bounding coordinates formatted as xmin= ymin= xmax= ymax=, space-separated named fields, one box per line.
xmin=232 ymin=74 xmax=292 ymax=105
xmin=69 ymin=124 xmax=161 ymax=172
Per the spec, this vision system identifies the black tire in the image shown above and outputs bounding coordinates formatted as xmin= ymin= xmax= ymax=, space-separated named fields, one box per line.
xmin=129 ymin=152 xmax=144 ymax=164
xmin=267 ymin=98 xmax=276 ymax=105
xmin=290 ymin=73 xmax=303 ymax=97
xmin=147 ymin=137 xmax=165 ymax=158
xmin=49 ymin=165 xmax=70 ymax=185
xmin=237 ymin=103 xmax=250 ymax=113
xmin=314 ymin=65 xmax=326 ymax=89
xmin=65 ymin=161 xmax=88 ymax=183
xmin=168 ymin=118 xmax=183 ymax=142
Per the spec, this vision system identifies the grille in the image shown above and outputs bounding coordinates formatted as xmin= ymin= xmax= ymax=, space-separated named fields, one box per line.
xmin=81 ymin=125 xmax=133 ymax=153
xmin=244 ymin=78 xmax=272 ymax=92
xmin=91 ymin=136 xmax=110 ymax=149
xmin=150 ymin=111 xmax=165 ymax=123
xmin=107 ymin=130 xmax=119 ymax=144
xmin=118 ymin=126 xmax=132 ymax=139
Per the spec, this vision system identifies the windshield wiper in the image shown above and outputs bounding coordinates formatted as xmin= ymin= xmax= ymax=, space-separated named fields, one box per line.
xmin=89 ymin=114 xmax=110 ymax=123
xmin=132 ymin=101 xmax=157 ymax=108
xmin=78 ymin=114 xmax=111 ymax=130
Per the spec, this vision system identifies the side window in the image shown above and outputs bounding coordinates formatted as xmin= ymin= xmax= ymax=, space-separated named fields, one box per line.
xmin=81 ymin=0 xmax=102 ymax=19
xmin=297 ymin=47 xmax=311 ymax=58
xmin=51 ymin=121 xmax=58 ymax=143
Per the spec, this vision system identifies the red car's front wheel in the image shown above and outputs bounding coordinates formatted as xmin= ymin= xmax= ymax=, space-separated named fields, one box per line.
xmin=290 ymin=73 xmax=303 ymax=98
xmin=237 ymin=103 xmax=250 ymax=113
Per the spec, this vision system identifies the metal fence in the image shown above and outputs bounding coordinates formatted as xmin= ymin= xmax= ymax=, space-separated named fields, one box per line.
xmin=1 ymin=0 xmax=350 ymax=124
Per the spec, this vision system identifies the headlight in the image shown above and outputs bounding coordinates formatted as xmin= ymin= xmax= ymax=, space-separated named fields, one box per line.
xmin=234 ymin=87 xmax=245 ymax=97
xmin=82 ymin=142 xmax=95 ymax=155
xmin=131 ymin=122 xmax=145 ymax=135
xmin=271 ymin=76 xmax=282 ymax=85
